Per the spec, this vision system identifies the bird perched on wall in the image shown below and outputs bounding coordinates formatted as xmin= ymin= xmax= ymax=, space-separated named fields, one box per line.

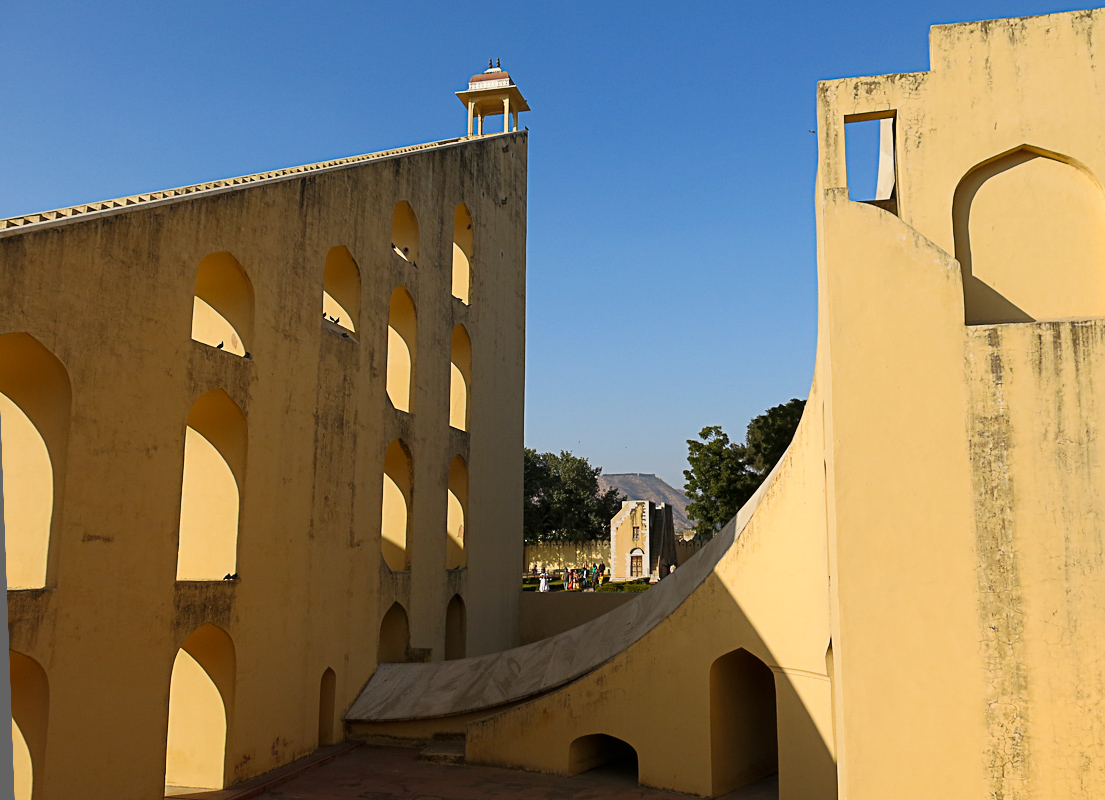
xmin=244 ymin=352 xmax=251 ymax=359
xmin=223 ymin=573 xmax=232 ymax=580
xmin=216 ymin=341 xmax=224 ymax=349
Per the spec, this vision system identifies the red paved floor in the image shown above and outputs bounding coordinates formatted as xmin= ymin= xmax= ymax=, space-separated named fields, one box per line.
xmin=239 ymin=745 xmax=778 ymax=800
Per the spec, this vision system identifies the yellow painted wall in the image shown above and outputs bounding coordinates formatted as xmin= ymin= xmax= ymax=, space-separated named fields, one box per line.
xmin=2 ymin=131 xmax=527 ymax=799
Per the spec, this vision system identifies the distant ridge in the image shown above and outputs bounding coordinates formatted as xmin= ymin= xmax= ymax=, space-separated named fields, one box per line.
xmin=598 ymin=473 xmax=692 ymax=531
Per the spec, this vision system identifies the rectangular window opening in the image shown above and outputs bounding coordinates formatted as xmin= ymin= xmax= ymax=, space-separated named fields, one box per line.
xmin=844 ymin=112 xmax=897 ymax=215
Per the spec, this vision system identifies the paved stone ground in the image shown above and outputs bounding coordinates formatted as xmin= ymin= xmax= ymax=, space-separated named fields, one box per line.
xmin=239 ymin=745 xmax=779 ymax=800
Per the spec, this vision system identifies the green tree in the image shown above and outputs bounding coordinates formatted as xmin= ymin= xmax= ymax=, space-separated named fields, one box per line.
xmin=683 ymin=399 xmax=806 ymax=537
xmin=523 ymin=448 xmax=625 ymax=544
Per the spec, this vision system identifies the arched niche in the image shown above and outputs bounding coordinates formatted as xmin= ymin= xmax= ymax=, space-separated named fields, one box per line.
xmin=449 ymin=325 xmax=471 ymax=432
xmin=386 ymin=287 xmax=417 ymax=413
xmin=378 ymin=602 xmax=410 ymax=663
xmin=10 ymin=650 xmax=48 ymax=800
xmin=954 ymin=146 xmax=1105 ymax=324
xmin=191 ymin=252 xmax=254 ymax=356
xmin=709 ymin=648 xmax=778 ymax=796
xmin=381 ymin=439 xmax=412 ymax=572
xmin=177 ymin=390 xmax=247 ymax=581
xmin=391 ymin=201 xmax=420 ymax=264
xmin=445 ymin=594 xmax=466 ymax=661
xmin=567 ymin=733 xmax=638 ymax=779
xmin=446 ymin=456 xmax=468 ymax=570
xmin=0 ymin=333 xmax=70 ymax=590
xmin=165 ymin=624 xmax=236 ymax=791
xmin=452 ymin=203 xmax=473 ymax=304
xmin=318 ymin=667 xmax=337 ymax=746
xmin=322 ymin=246 xmax=360 ymax=333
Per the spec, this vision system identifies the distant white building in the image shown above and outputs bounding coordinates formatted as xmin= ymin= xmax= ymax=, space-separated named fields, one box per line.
xmin=609 ymin=500 xmax=678 ymax=581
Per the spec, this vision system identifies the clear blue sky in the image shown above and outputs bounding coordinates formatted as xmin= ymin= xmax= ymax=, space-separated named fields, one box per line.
xmin=0 ymin=1 xmax=1089 ymax=488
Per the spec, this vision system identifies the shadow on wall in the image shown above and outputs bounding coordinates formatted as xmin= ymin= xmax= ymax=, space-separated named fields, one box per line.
xmin=954 ymin=145 xmax=1105 ymax=325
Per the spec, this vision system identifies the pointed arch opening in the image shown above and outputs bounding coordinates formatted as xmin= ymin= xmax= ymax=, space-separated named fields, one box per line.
xmin=378 ymin=602 xmax=411 ymax=663
xmin=452 ymin=203 xmax=473 ymax=304
xmin=709 ymin=648 xmax=778 ymax=796
xmin=0 ymin=333 xmax=70 ymax=590
xmin=165 ymin=624 xmax=235 ymax=792
xmin=386 ymin=287 xmax=417 ymax=413
xmin=318 ymin=667 xmax=337 ymax=746
xmin=10 ymin=650 xmax=48 ymax=800
xmin=445 ymin=594 xmax=466 ymax=660
xmin=954 ymin=146 xmax=1105 ymax=324
xmin=322 ymin=246 xmax=361 ymax=333
xmin=449 ymin=325 xmax=471 ymax=432
xmin=191 ymin=252 xmax=254 ymax=356
xmin=447 ymin=456 xmax=468 ymax=570
xmin=177 ymin=390 xmax=246 ymax=581
xmin=391 ymin=201 xmax=420 ymax=264
xmin=381 ymin=439 xmax=412 ymax=572
xmin=567 ymin=734 xmax=638 ymax=781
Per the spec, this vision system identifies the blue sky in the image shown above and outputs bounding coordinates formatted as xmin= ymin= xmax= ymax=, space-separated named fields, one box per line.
xmin=0 ymin=1 xmax=1090 ymax=487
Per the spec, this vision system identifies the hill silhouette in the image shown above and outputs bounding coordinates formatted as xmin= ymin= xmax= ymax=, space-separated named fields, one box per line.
xmin=597 ymin=473 xmax=692 ymax=531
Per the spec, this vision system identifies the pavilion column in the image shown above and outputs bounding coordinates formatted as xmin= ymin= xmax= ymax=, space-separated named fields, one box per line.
xmin=478 ymin=114 xmax=484 ymax=135
xmin=503 ymin=96 xmax=511 ymax=133
xmin=513 ymin=110 xmax=519 ymax=131
xmin=467 ymin=101 xmax=475 ymax=137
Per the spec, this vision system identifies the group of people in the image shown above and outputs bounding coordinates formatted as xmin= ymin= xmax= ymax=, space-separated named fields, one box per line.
xmin=530 ymin=562 xmax=607 ymax=592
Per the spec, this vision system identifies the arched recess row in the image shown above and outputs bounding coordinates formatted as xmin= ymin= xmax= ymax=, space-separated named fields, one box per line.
xmin=0 ymin=333 xmax=70 ymax=590
xmin=322 ymin=246 xmax=361 ymax=333
xmin=381 ymin=439 xmax=412 ymax=572
xmin=450 ymin=325 xmax=471 ymax=432
xmin=378 ymin=601 xmax=411 ymax=663
xmin=445 ymin=594 xmax=466 ymax=661
xmin=386 ymin=287 xmax=417 ymax=413
xmin=192 ymin=252 xmax=254 ymax=356
xmin=391 ymin=201 xmax=420 ymax=265
xmin=954 ymin=146 xmax=1105 ymax=325
xmin=165 ymin=624 xmax=236 ymax=792
xmin=453 ymin=203 xmax=473 ymax=304
xmin=709 ymin=648 xmax=777 ymax=796
xmin=177 ymin=390 xmax=246 ymax=581
xmin=11 ymin=650 xmax=48 ymax=800
xmin=447 ymin=455 xmax=468 ymax=569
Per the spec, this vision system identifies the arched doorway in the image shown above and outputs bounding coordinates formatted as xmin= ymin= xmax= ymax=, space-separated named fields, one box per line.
xmin=386 ymin=287 xmax=417 ymax=413
xmin=0 ymin=333 xmax=71 ymax=590
xmin=318 ymin=668 xmax=337 ymax=746
xmin=191 ymin=252 xmax=254 ymax=356
xmin=709 ymin=648 xmax=778 ymax=796
xmin=381 ymin=439 xmax=412 ymax=572
xmin=10 ymin=650 xmax=48 ymax=800
xmin=567 ymin=733 xmax=638 ymax=782
xmin=449 ymin=325 xmax=471 ymax=432
xmin=176 ymin=390 xmax=246 ymax=580
xmin=165 ymin=624 xmax=235 ymax=792
xmin=954 ymin=147 xmax=1105 ymax=324
xmin=445 ymin=595 xmax=466 ymax=660
xmin=322 ymin=246 xmax=360 ymax=332
xmin=391 ymin=201 xmax=420 ymax=264
xmin=452 ymin=203 xmax=473 ymax=303
xmin=378 ymin=602 xmax=410 ymax=664
xmin=446 ymin=456 xmax=468 ymax=569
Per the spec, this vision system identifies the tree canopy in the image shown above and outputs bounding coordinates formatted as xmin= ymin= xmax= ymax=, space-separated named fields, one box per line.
xmin=683 ymin=398 xmax=806 ymax=538
xmin=524 ymin=448 xmax=625 ymax=544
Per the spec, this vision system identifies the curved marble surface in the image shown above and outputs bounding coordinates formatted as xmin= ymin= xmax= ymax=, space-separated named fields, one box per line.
xmin=346 ymin=460 xmax=781 ymax=722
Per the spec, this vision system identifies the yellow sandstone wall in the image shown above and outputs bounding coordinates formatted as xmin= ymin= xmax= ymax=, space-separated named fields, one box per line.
xmin=2 ymin=131 xmax=527 ymax=799
xmin=355 ymin=11 xmax=1105 ymax=800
